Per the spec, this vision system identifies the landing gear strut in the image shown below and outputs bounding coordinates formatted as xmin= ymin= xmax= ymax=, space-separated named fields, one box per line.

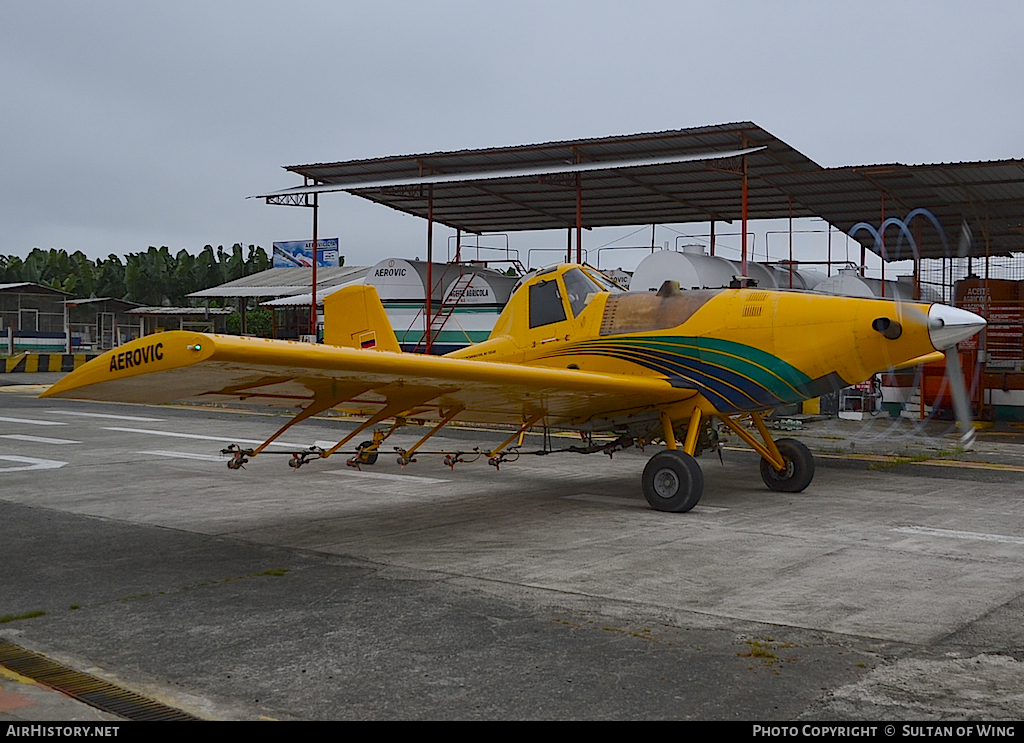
xmin=718 ymin=413 xmax=816 ymax=493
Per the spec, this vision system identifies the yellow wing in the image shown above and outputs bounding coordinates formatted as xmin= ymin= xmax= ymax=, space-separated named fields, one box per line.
xmin=42 ymin=331 xmax=698 ymax=430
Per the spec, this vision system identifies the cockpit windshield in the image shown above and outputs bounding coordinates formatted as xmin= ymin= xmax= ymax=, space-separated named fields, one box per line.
xmin=580 ymin=267 xmax=625 ymax=293
xmin=562 ymin=268 xmax=602 ymax=317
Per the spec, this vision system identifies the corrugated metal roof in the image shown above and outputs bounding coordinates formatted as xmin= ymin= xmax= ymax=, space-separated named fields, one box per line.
xmin=64 ymin=297 xmax=141 ymax=308
xmin=271 ymin=123 xmax=1024 ymax=260
xmin=260 ymin=280 xmax=364 ymax=307
xmin=0 ymin=282 xmax=69 ymax=296
xmin=188 ymin=266 xmax=369 ymax=298
xmin=280 ymin=123 xmax=822 ymax=234
xmin=787 ymin=160 xmax=1024 ymax=259
xmin=127 ymin=306 xmax=233 ymax=315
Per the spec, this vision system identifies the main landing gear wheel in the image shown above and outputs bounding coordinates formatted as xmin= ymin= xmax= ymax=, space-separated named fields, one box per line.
xmin=642 ymin=450 xmax=704 ymax=512
xmin=759 ymin=438 xmax=814 ymax=493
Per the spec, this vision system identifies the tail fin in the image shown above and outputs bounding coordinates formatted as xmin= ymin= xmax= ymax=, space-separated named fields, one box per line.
xmin=323 ymin=285 xmax=401 ymax=353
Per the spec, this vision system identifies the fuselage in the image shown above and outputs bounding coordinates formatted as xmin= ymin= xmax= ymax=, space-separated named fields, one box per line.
xmin=448 ymin=264 xmax=944 ymax=414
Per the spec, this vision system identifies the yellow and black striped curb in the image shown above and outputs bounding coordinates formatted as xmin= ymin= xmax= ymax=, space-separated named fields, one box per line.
xmin=1 ymin=353 xmax=98 ymax=373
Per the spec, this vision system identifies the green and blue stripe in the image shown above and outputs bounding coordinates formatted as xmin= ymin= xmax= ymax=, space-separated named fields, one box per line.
xmin=541 ymin=335 xmax=822 ymax=413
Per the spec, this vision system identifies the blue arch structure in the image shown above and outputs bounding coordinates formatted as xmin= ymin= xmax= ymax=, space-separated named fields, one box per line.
xmin=851 ymin=208 xmax=950 ymax=264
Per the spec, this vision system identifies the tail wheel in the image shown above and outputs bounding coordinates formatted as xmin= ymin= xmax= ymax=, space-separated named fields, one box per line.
xmin=760 ymin=438 xmax=814 ymax=492
xmin=642 ymin=450 xmax=704 ymax=512
xmin=357 ymin=440 xmax=379 ymax=465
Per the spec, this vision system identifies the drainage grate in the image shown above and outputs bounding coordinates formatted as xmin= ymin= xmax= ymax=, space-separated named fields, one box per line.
xmin=0 ymin=638 xmax=201 ymax=721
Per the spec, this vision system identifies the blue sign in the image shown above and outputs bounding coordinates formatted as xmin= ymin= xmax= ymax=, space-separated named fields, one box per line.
xmin=272 ymin=238 xmax=340 ymax=268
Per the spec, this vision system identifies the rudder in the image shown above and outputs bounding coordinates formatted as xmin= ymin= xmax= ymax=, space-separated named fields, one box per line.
xmin=323 ymin=285 xmax=401 ymax=353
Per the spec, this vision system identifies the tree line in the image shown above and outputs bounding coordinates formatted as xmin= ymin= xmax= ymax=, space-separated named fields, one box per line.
xmin=0 ymin=245 xmax=272 ymax=306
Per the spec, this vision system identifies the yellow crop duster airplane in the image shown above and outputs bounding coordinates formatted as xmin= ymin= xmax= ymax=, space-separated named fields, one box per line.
xmin=42 ymin=264 xmax=985 ymax=512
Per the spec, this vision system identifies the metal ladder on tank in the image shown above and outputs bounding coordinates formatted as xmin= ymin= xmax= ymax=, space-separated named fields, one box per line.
xmin=412 ymin=272 xmax=476 ymax=354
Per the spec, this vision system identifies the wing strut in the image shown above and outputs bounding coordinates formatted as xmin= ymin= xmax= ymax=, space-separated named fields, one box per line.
xmin=224 ymin=381 xmax=375 ymax=469
xmin=319 ymin=388 xmax=449 ymax=461
xmin=317 ymin=404 xmax=414 ymax=463
xmin=487 ymin=413 xmax=544 ymax=469
xmin=252 ymin=394 xmax=346 ymax=456
xmin=395 ymin=406 xmax=464 ymax=466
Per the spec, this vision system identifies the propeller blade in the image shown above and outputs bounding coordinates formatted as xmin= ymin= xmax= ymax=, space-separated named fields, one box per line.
xmin=943 ymin=347 xmax=976 ymax=450
xmin=957 ymin=221 xmax=973 ymax=259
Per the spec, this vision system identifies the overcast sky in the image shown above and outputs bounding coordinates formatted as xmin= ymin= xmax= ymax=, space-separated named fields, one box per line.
xmin=3 ymin=1 xmax=1021 ymax=271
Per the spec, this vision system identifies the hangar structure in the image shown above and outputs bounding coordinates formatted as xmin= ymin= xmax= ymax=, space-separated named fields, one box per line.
xmin=254 ymin=122 xmax=1024 ymax=418
xmin=259 ymin=121 xmax=1024 ymax=262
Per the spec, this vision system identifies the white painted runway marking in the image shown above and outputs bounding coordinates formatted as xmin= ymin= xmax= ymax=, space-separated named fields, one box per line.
xmin=326 ymin=469 xmax=450 ymax=484
xmin=0 ymin=416 xmax=67 ymax=426
xmin=140 ymin=450 xmax=227 ymax=462
xmin=567 ymin=494 xmax=647 ymax=508
xmin=48 ymin=410 xmax=165 ymax=422
xmin=567 ymin=494 xmax=728 ymax=512
xmin=104 ymin=427 xmax=304 ymax=448
xmin=0 ymin=455 xmax=67 ymax=472
xmin=894 ymin=526 xmax=1024 ymax=545
xmin=0 ymin=434 xmax=80 ymax=445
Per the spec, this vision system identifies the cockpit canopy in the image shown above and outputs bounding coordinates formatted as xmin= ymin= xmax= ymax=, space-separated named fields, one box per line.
xmin=527 ymin=266 xmax=621 ymax=328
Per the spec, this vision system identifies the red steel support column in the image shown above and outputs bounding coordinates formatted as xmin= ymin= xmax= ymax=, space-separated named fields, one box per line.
xmin=740 ymin=143 xmax=749 ymax=278
xmin=827 ymin=226 xmax=832 ymax=277
xmin=426 ymin=186 xmax=434 ymax=354
xmin=788 ymin=197 xmax=794 ymax=289
xmin=985 ymin=210 xmax=991 ymax=281
xmin=914 ymin=219 xmax=922 ymax=300
xmin=880 ymin=193 xmax=886 ymax=297
xmin=575 ymin=172 xmax=582 ymax=264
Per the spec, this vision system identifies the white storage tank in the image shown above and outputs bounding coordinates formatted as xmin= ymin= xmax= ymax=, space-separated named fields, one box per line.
xmin=812 ymin=268 xmax=942 ymax=302
xmin=630 ymin=248 xmax=828 ymax=293
xmin=364 ymin=258 xmax=518 ymax=353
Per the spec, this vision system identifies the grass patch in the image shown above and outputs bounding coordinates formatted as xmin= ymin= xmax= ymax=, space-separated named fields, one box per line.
xmin=867 ymin=449 xmax=958 ymax=470
xmin=737 ymin=637 xmax=799 ymax=668
xmin=0 ymin=610 xmax=46 ymax=623
xmin=737 ymin=640 xmax=777 ymax=662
